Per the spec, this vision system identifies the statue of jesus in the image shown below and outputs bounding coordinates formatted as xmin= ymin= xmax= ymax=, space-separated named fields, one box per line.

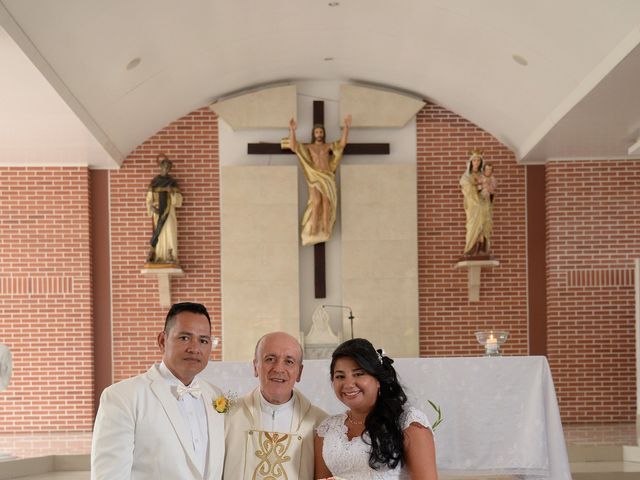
xmin=287 ymin=114 xmax=351 ymax=246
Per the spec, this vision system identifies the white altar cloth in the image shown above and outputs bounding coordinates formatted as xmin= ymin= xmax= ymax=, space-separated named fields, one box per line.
xmin=202 ymin=355 xmax=571 ymax=479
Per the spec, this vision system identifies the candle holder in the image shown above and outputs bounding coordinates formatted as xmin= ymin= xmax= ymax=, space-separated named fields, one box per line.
xmin=475 ymin=330 xmax=508 ymax=356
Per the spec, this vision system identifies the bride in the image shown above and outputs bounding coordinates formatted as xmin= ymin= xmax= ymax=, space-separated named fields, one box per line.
xmin=314 ymin=338 xmax=438 ymax=479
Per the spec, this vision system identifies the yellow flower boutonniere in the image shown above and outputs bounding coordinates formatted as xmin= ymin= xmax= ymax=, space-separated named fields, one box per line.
xmin=213 ymin=391 xmax=236 ymax=414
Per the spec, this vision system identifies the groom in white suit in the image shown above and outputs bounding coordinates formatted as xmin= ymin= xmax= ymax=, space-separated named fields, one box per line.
xmin=91 ymin=302 xmax=224 ymax=480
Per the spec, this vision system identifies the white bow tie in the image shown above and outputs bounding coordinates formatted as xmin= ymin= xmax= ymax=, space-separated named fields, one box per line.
xmin=176 ymin=382 xmax=201 ymax=399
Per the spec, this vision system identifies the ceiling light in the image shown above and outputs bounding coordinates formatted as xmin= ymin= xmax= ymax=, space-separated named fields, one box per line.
xmin=126 ymin=57 xmax=141 ymax=70
xmin=512 ymin=54 xmax=528 ymax=66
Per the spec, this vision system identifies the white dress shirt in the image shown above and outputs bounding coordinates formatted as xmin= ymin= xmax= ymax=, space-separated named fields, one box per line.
xmin=159 ymin=362 xmax=209 ymax=476
xmin=259 ymin=392 xmax=295 ymax=432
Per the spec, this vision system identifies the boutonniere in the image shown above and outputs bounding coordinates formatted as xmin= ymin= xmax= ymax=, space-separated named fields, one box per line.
xmin=213 ymin=391 xmax=236 ymax=414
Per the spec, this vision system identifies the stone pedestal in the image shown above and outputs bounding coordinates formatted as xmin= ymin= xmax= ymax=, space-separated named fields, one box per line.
xmin=455 ymin=259 xmax=500 ymax=302
xmin=141 ymin=266 xmax=184 ymax=308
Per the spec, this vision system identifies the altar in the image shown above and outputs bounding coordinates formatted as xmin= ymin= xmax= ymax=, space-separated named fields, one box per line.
xmin=202 ymin=355 xmax=571 ymax=479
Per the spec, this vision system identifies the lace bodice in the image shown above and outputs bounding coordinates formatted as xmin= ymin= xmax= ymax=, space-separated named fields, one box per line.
xmin=316 ymin=406 xmax=431 ymax=479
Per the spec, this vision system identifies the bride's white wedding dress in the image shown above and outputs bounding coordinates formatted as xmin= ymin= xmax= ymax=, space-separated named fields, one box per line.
xmin=317 ymin=406 xmax=431 ymax=479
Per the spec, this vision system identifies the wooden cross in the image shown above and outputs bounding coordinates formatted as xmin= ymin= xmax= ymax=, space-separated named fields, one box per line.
xmin=248 ymin=101 xmax=390 ymax=298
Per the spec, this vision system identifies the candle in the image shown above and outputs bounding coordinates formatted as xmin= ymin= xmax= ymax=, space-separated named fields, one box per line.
xmin=485 ymin=333 xmax=498 ymax=353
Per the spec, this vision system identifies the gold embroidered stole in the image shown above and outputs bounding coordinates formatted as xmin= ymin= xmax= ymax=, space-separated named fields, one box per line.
xmin=245 ymin=429 xmax=303 ymax=480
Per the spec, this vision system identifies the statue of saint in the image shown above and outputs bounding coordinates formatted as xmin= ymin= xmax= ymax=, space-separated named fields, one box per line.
xmin=146 ymin=154 xmax=183 ymax=265
xmin=305 ymin=305 xmax=341 ymax=346
xmin=460 ymin=149 xmax=493 ymax=256
xmin=287 ymin=114 xmax=351 ymax=246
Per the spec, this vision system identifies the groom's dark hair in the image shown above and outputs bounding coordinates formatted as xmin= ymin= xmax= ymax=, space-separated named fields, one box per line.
xmin=330 ymin=338 xmax=408 ymax=470
xmin=164 ymin=302 xmax=211 ymax=332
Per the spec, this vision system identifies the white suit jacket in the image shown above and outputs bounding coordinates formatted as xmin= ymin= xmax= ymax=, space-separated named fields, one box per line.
xmin=91 ymin=365 xmax=225 ymax=480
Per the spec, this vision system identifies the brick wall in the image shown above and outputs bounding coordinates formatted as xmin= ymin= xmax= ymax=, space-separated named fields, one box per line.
xmin=0 ymin=168 xmax=93 ymax=433
xmin=3 ymin=104 xmax=637 ymax=432
xmin=416 ymin=103 xmax=529 ymax=357
xmin=546 ymin=161 xmax=639 ymax=422
xmin=110 ymin=108 xmax=222 ymax=382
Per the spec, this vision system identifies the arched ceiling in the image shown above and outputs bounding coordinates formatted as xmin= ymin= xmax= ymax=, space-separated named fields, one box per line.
xmin=2 ymin=0 xmax=640 ymax=168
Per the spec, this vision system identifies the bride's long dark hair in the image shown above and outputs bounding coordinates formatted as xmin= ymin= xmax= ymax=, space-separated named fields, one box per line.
xmin=330 ymin=338 xmax=407 ymax=470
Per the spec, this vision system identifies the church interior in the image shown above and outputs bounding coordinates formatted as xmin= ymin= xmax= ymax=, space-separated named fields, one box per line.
xmin=1 ymin=1 xmax=640 ymax=479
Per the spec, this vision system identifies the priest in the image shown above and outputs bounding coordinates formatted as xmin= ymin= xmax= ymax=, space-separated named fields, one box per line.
xmin=223 ymin=332 xmax=327 ymax=479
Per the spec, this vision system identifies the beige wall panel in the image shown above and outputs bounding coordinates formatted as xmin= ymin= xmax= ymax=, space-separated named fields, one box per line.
xmin=340 ymin=84 xmax=425 ymax=128
xmin=221 ymin=166 xmax=300 ymax=360
xmin=341 ymin=164 xmax=418 ymax=357
xmin=210 ymin=85 xmax=296 ymax=129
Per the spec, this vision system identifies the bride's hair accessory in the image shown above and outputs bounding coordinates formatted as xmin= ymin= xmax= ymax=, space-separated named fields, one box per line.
xmin=376 ymin=348 xmax=394 ymax=366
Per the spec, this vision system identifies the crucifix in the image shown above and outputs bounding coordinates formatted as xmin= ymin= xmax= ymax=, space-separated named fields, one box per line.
xmin=248 ymin=101 xmax=389 ymax=298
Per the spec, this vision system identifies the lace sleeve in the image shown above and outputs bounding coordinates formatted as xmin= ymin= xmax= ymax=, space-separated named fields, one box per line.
xmin=316 ymin=413 xmax=343 ymax=438
xmin=401 ymin=406 xmax=432 ymax=431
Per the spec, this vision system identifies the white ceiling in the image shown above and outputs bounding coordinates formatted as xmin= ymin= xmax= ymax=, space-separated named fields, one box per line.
xmin=1 ymin=0 xmax=640 ymax=169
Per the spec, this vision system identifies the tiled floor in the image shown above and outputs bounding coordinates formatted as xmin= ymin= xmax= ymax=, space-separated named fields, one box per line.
xmin=1 ymin=424 xmax=640 ymax=479
xmin=4 ymin=475 xmax=87 ymax=480
xmin=0 ymin=435 xmax=90 ymax=480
